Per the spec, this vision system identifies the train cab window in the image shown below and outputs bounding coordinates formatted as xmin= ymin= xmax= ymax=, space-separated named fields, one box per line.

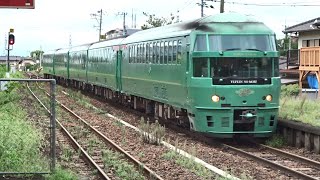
xmin=208 ymin=35 xmax=275 ymax=51
xmin=194 ymin=35 xmax=207 ymax=51
xmin=193 ymin=58 xmax=208 ymax=77
xmin=274 ymin=58 xmax=280 ymax=77
xmin=210 ymin=57 xmax=273 ymax=78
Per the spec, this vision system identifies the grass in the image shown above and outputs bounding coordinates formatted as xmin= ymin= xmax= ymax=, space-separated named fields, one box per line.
xmin=280 ymin=84 xmax=320 ymax=127
xmin=280 ymin=96 xmax=320 ymax=127
xmin=102 ymin=149 xmax=144 ymax=180
xmin=265 ymin=134 xmax=287 ymax=148
xmin=0 ymin=88 xmax=49 ymax=173
xmin=138 ymin=117 xmax=165 ymax=145
xmin=45 ymin=167 xmax=78 ymax=180
xmin=161 ymin=150 xmax=213 ymax=179
xmin=0 ymin=68 xmax=77 ymax=179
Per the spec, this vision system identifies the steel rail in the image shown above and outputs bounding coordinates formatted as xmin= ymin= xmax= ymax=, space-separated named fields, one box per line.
xmin=27 ymin=73 xmax=163 ymax=180
xmin=39 ymin=87 xmax=163 ymax=180
xmin=259 ymin=144 xmax=320 ymax=170
xmin=26 ymin=81 xmax=111 ymax=180
xmin=223 ymin=144 xmax=318 ymax=180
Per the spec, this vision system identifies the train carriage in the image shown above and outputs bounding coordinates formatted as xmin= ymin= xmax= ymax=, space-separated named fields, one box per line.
xmin=186 ymin=14 xmax=280 ymax=137
xmin=119 ymin=13 xmax=280 ymax=138
xmin=68 ymin=43 xmax=93 ymax=85
xmin=87 ymin=38 xmax=125 ymax=91
xmin=53 ymin=48 xmax=69 ymax=83
xmin=120 ymin=26 xmax=190 ymax=110
xmin=42 ymin=49 xmax=58 ymax=78
xmin=44 ymin=12 xmax=280 ymax=138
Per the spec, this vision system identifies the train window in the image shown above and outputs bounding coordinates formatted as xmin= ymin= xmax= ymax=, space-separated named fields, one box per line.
xmin=164 ymin=41 xmax=168 ymax=64
xmin=208 ymin=35 xmax=275 ymax=51
xmin=146 ymin=43 xmax=149 ymax=63
xmin=152 ymin=42 xmax=156 ymax=64
xmin=129 ymin=46 xmax=131 ymax=63
xmin=144 ymin=43 xmax=147 ymax=64
xmin=149 ymin=43 xmax=153 ymax=64
xmin=210 ymin=57 xmax=273 ymax=78
xmin=273 ymin=58 xmax=280 ymax=77
xmin=106 ymin=48 xmax=110 ymax=63
xmin=137 ymin=44 xmax=140 ymax=63
xmin=160 ymin=42 xmax=164 ymax=64
xmin=172 ymin=41 xmax=177 ymax=64
xmin=141 ymin=44 xmax=145 ymax=64
xmin=168 ymin=41 xmax=173 ymax=64
xmin=194 ymin=35 xmax=207 ymax=51
xmin=177 ymin=40 xmax=182 ymax=64
xmin=104 ymin=48 xmax=107 ymax=62
xmin=156 ymin=42 xmax=160 ymax=64
xmin=131 ymin=46 xmax=134 ymax=63
xmin=141 ymin=44 xmax=144 ymax=63
xmin=193 ymin=58 xmax=208 ymax=77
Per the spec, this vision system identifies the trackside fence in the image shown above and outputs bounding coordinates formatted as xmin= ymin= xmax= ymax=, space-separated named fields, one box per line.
xmin=0 ymin=78 xmax=56 ymax=175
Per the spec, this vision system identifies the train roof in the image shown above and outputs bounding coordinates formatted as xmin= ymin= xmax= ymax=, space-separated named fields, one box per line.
xmin=69 ymin=43 xmax=94 ymax=52
xmin=55 ymin=48 xmax=70 ymax=54
xmin=122 ymin=12 xmax=274 ymax=44
xmin=43 ymin=49 xmax=60 ymax=55
xmin=89 ymin=38 xmax=125 ymax=50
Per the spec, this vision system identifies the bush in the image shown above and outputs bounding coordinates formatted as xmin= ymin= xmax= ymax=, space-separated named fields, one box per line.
xmin=281 ymin=84 xmax=299 ymax=97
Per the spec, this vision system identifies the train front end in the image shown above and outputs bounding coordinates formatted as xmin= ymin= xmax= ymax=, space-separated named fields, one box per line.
xmin=186 ymin=14 xmax=280 ymax=138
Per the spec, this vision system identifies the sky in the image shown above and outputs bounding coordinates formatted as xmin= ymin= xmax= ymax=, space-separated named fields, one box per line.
xmin=0 ymin=0 xmax=320 ymax=57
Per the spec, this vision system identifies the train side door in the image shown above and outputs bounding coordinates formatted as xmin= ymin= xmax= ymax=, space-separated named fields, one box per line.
xmin=116 ymin=50 xmax=122 ymax=91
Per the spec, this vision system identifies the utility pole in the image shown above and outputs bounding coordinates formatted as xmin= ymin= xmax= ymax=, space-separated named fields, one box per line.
xmin=198 ymin=0 xmax=214 ymax=17
xmin=201 ymin=0 xmax=204 ymax=17
xmin=118 ymin=12 xmax=127 ymax=36
xmin=91 ymin=9 xmax=104 ymax=41
xmin=131 ymin=9 xmax=134 ymax=28
xmin=220 ymin=0 xmax=224 ymax=13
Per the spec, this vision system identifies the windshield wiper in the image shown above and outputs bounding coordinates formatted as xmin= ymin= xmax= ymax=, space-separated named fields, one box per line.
xmin=245 ymin=48 xmax=267 ymax=55
xmin=245 ymin=48 xmax=263 ymax=52
xmin=219 ymin=48 xmax=241 ymax=55
xmin=223 ymin=48 xmax=241 ymax=52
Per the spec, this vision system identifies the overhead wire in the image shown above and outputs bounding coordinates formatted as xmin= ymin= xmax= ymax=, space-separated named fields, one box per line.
xmin=207 ymin=0 xmax=320 ymax=6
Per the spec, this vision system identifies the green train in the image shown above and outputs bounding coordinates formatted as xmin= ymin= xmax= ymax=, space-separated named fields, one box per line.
xmin=43 ymin=13 xmax=280 ymax=138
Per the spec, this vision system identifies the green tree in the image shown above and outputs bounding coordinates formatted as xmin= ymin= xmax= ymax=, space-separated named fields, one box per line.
xmin=141 ymin=12 xmax=181 ymax=30
xmin=277 ymin=36 xmax=298 ymax=56
xmin=30 ymin=50 xmax=44 ymax=60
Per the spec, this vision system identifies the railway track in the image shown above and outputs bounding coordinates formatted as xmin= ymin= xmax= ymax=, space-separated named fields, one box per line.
xmin=27 ymin=72 xmax=320 ymax=179
xmin=25 ymin=73 xmax=162 ymax=180
xmin=223 ymin=142 xmax=320 ymax=180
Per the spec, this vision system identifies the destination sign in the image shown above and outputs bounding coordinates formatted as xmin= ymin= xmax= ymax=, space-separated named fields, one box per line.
xmin=213 ymin=78 xmax=271 ymax=85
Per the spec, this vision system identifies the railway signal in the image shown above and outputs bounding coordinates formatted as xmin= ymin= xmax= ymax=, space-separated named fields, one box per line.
xmin=8 ymin=34 xmax=15 ymax=45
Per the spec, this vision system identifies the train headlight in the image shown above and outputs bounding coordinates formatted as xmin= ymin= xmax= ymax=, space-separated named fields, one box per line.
xmin=266 ymin=95 xmax=272 ymax=102
xmin=212 ymin=95 xmax=220 ymax=102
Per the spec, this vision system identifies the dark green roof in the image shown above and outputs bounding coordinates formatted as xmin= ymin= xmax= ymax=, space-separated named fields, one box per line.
xmin=122 ymin=13 xmax=274 ymax=44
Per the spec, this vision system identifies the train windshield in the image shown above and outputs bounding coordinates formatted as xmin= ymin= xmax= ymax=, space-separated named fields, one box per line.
xmin=194 ymin=35 xmax=276 ymax=52
xmin=193 ymin=57 xmax=279 ymax=78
